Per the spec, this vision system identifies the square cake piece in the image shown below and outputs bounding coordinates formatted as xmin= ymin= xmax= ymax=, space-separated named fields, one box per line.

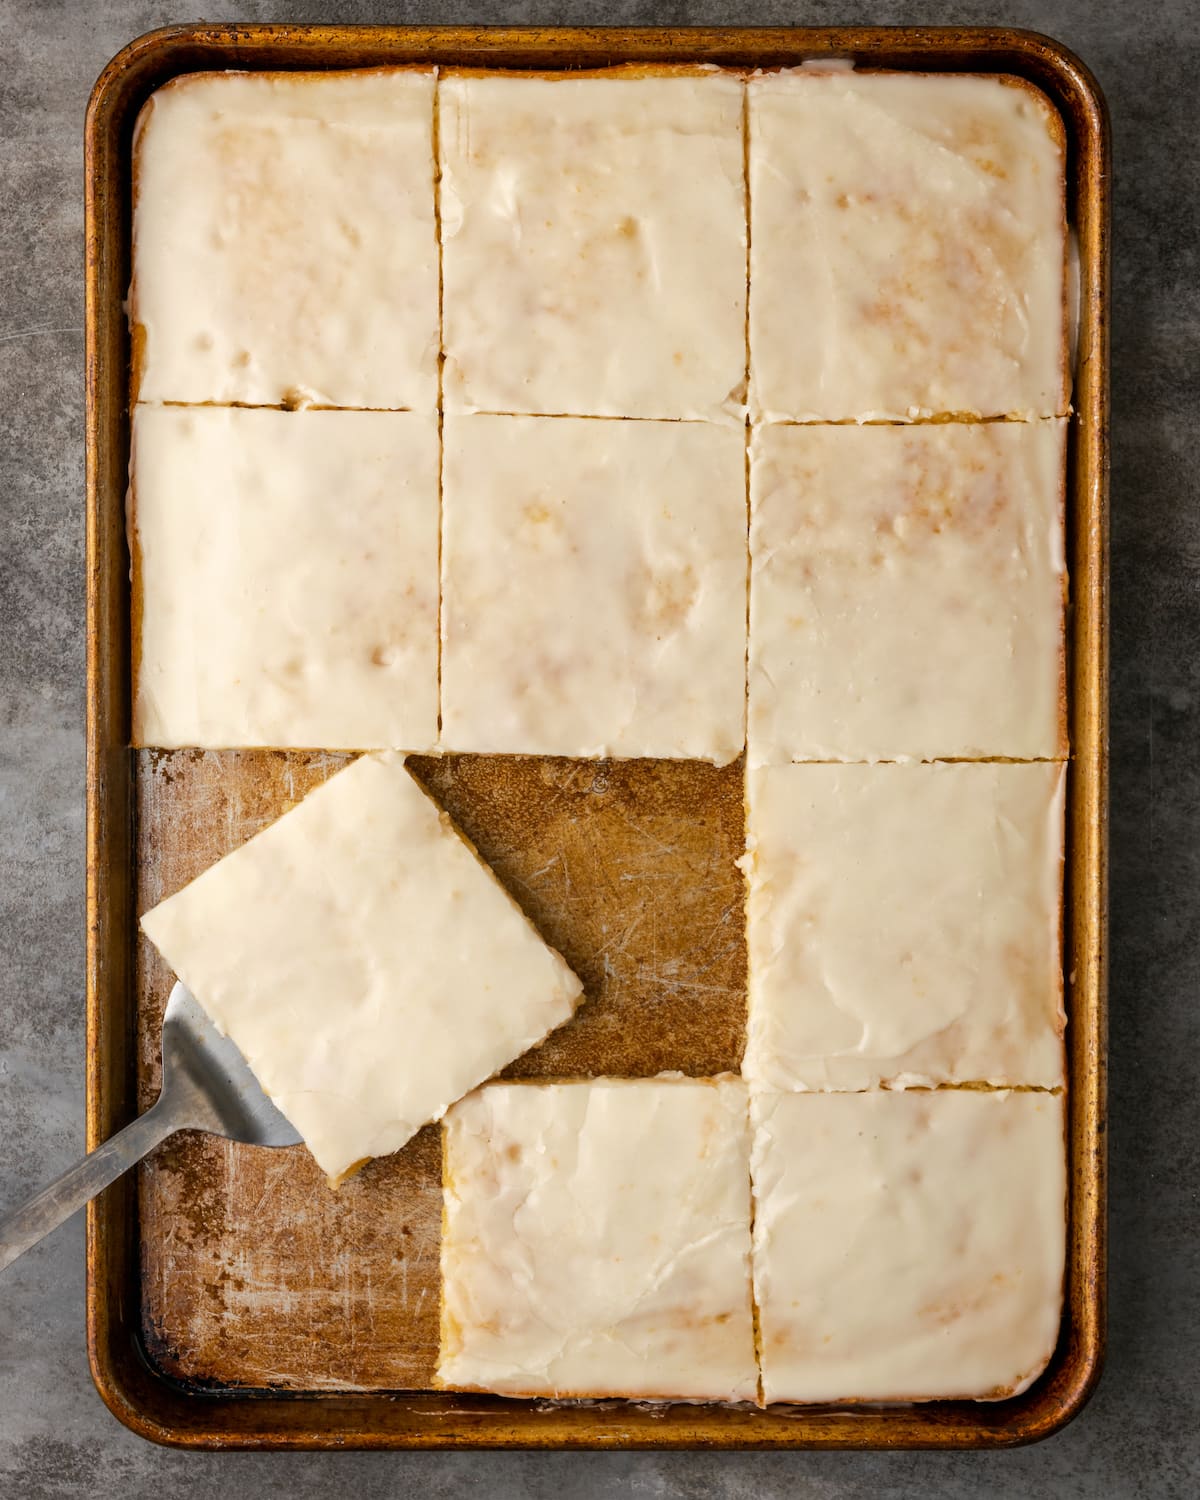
xmin=131 ymin=405 xmax=439 ymax=751
xmin=749 ymin=70 xmax=1068 ymax=421
xmin=438 ymin=1079 xmax=758 ymax=1400
xmin=439 ymin=71 xmax=747 ymax=420
xmin=742 ymin=762 xmax=1065 ymax=1091
xmin=139 ymin=753 xmax=584 ymax=1186
xmin=747 ymin=420 xmax=1066 ymax=764
xmin=131 ymin=69 xmax=439 ymax=410
xmin=440 ymin=414 xmax=748 ymax=762
xmin=751 ymin=1090 xmax=1066 ymax=1403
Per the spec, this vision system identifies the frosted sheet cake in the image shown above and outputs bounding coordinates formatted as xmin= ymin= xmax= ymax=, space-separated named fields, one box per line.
xmin=439 ymin=70 xmax=747 ymax=421
xmin=139 ymin=753 xmax=584 ymax=1185
xmin=751 ymin=1090 xmax=1067 ymax=1403
xmin=747 ymin=420 xmax=1067 ymax=764
xmin=124 ymin=60 xmax=1074 ymax=1414
xmin=440 ymin=413 xmax=748 ymax=762
xmin=438 ymin=1079 xmax=758 ymax=1401
xmin=741 ymin=762 xmax=1066 ymax=1092
xmin=749 ymin=70 xmax=1068 ymax=421
xmin=130 ymin=405 xmax=440 ymax=751
xmin=131 ymin=69 xmax=439 ymax=410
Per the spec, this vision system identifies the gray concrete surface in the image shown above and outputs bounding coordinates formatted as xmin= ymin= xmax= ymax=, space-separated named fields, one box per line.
xmin=1 ymin=0 xmax=1195 ymax=1494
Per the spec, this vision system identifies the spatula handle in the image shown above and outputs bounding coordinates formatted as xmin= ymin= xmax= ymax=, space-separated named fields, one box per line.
xmin=0 ymin=1096 xmax=184 ymax=1273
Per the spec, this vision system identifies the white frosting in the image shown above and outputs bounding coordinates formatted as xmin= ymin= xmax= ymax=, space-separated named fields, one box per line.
xmin=439 ymin=73 xmax=747 ymax=421
xmin=748 ymin=420 xmax=1066 ymax=764
xmin=131 ymin=405 xmax=440 ymax=751
xmin=438 ymin=1079 xmax=758 ymax=1400
xmin=440 ymin=414 xmax=747 ymax=762
xmin=749 ymin=70 xmax=1068 ymax=421
xmin=751 ymin=1089 xmax=1066 ymax=1403
xmin=742 ymin=762 xmax=1065 ymax=1091
xmin=139 ymin=753 xmax=584 ymax=1185
xmin=131 ymin=69 xmax=439 ymax=410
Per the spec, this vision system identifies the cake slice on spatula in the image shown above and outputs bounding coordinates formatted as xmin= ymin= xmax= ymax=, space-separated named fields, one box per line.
xmin=139 ymin=751 xmax=585 ymax=1186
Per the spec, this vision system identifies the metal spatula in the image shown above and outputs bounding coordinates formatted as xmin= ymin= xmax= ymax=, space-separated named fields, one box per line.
xmin=0 ymin=981 xmax=301 ymax=1273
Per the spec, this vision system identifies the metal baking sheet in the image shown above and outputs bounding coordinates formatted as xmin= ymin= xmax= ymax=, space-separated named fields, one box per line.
xmin=84 ymin=23 xmax=1109 ymax=1449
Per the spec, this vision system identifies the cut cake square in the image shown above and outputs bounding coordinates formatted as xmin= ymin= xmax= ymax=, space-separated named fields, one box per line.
xmin=131 ymin=69 xmax=439 ymax=410
xmin=131 ymin=405 xmax=439 ymax=751
xmin=742 ymin=761 xmax=1066 ymax=1092
xmin=749 ymin=70 xmax=1068 ymax=421
xmin=747 ymin=419 xmax=1066 ymax=764
xmin=438 ymin=1078 xmax=758 ymax=1400
xmin=439 ymin=71 xmax=747 ymax=420
xmin=440 ymin=413 xmax=748 ymax=762
xmin=751 ymin=1089 xmax=1066 ymax=1403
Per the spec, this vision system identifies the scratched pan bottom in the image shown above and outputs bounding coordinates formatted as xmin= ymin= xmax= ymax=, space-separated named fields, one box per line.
xmin=133 ymin=749 xmax=747 ymax=1392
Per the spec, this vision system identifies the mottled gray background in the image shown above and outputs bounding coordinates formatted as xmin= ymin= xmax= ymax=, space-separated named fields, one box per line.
xmin=0 ymin=0 xmax=1195 ymax=1494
